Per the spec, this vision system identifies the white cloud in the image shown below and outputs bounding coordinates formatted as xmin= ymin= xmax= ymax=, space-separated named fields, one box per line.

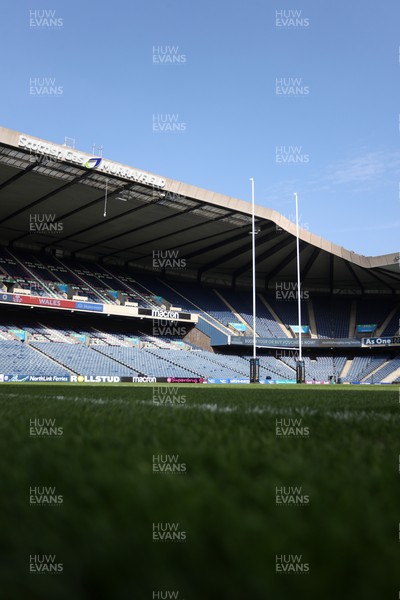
xmin=328 ymin=151 xmax=400 ymax=184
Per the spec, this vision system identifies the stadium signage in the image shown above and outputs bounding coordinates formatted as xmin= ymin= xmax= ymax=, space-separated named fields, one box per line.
xmin=28 ymin=375 xmax=69 ymax=382
xmin=361 ymin=336 xmax=400 ymax=347
xmin=0 ymin=292 xmax=196 ymax=323
xmin=230 ymin=337 xmax=361 ymax=348
xmin=151 ymin=309 xmax=179 ymax=319
xmin=0 ymin=293 xmax=13 ymax=302
xmin=138 ymin=308 xmax=193 ymax=321
xmin=122 ymin=377 xmax=205 ymax=384
xmin=207 ymin=378 xmax=249 ymax=384
xmin=70 ymin=375 xmax=121 ymax=383
xmin=165 ymin=377 xmax=205 ymax=384
xmin=0 ymin=292 xmax=104 ymax=313
xmin=206 ymin=378 xmax=299 ymax=384
xmin=18 ymin=135 xmax=166 ymax=188
xmin=12 ymin=294 xmax=76 ymax=309
xmin=1 ymin=375 xmax=70 ymax=382
xmin=356 ymin=324 xmax=377 ymax=333
xmin=75 ymin=301 xmax=103 ymax=312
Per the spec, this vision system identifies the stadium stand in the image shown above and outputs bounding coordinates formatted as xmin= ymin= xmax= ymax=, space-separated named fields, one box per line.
xmin=220 ymin=290 xmax=286 ymax=338
xmin=0 ymin=128 xmax=398 ymax=387
xmin=0 ymin=340 xmax=70 ymax=376
xmin=355 ymin=298 xmax=398 ymax=336
xmin=30 ymin=342 xmax=141 ymax=377
xmin=279 ymin=356 xmax=347 ymax=381
xmin=0 ymin=248 xmax=399 ymax=384
xmin=312 ymin=297 xmax=351 ymax=339
xmin=363 ymin=356 xmax=400 ymax=383
xmin=342 ymin=355 xmax=389 ymax=382
xmin=265 ymin=295 xmax=309 ymax=336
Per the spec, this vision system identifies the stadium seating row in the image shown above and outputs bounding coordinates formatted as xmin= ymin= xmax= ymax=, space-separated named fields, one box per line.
xmin=1 ymin=248 xmax=398 ymax=339
xmin=0 ymin=337 xmax=399 ymax=382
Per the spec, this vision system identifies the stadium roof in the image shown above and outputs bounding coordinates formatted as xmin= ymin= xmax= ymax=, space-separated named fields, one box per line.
xmin=0 ymin=126 xmax=399 ymax=293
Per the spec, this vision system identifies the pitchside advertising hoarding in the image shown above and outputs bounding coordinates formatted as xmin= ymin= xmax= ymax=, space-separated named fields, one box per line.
xmin=0 ymin=374 xmax=331 ymax=384
xmin=69 ymin=376 xmax=207 ymax=383
xmin=205 ymin=378 xmax=332 ymax=384
xmin=0 ymin=375 xmax=70 ymax=383
xmin=0 ymin=375 xmax=207 ymax=384
xmin=0 ymin=374 xmax=392 ymax=384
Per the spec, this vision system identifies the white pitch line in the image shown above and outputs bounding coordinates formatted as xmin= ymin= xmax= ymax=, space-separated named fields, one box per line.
xmin=136 ymin=400 xmax=399 ymax=421
xmin=0 ymin=393 xmax=398 ymax=422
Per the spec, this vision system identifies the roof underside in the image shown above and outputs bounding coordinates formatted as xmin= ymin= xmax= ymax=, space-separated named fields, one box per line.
xmin=0 ymin=141 xmax=399 ymax=293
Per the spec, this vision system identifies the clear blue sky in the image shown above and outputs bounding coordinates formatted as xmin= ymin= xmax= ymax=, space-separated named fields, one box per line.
xmin=1 ymin=0 xmax=399 ymax=256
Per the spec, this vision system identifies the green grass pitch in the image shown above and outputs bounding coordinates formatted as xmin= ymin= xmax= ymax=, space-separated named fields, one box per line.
xmin=0 ymin=384 xmax=399 ymax=600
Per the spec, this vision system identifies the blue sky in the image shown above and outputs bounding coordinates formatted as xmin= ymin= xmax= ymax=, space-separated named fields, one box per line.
xmin=0 ymin=0 xmax=399 ymax=256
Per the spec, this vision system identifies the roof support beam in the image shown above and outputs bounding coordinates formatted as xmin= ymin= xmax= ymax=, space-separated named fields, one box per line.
xmin=125 ymin=213 xmax=234 ymax=255
xmin=345 ymin=260 xmax=365 ymax=293
xmin=98 ymin=204 xmax=204 ymax=259
xmin=360 ymin=267 xmax=395 ymax=293
xmin=40 ymin=185 xmax=154 ymax=250
xmin=0 ymin=171 xmax=93 ymax=227
xmin=232 ymin=232 xmax=297 ymax=283
xmin=0 ymin=160 xmax=38 ymax=192
xmin=264 ymin=240 xmax=308 ymax=289
xmin=300 ymin=247 xmax=320 ymax=283
xmin=329 ymin=254 xmax=334 ymax=294
xmin=198 ymin=225 xmax=276 ymax=277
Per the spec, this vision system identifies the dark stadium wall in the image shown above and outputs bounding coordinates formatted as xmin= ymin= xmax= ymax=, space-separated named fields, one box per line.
xmin=184 ymin=327 xmax=214 ymax=352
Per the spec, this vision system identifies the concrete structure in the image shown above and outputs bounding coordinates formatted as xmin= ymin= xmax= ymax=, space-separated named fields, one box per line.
xmin=0 ymin=126 xmax=398 ymax=293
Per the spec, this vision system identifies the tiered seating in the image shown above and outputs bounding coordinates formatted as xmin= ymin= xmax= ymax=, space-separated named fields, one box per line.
xmin=136 ymin=277 xmax=233 ymax=333
xmin=185 ymin=351 xmax=249 ymax=379
xmin=381 ymin=311 xmax=400 ymax=336
xmin=37 ymin=326 xmax=75 ymax=343
xmin=88 ymin=267 xmax=157 ymax=308
xmin=31 ymin=342 xmax=139 ymax=376
xmin=82 ymin=329 xmax=127 ymax=346
xmin=193 ymin=351 xmax=250 ymax=379
xmin=363 ymin=356 xmax=400 ymax=383
xmin=0 ymin=250 xmax=61 ymax=297
xmin=0 ymin=249 xmax=160 ymax=307
xmin=0 ymin=340 xmax=70 ymax=376
xmin=313 ymin=297 xmax=351 ymax=338
xmin=143 ymin=348 xmax=204 ymax=377
xmin=266 ymin=295 xmax=309 ymax=335
xmin=0 ymin=247 xmax=399 ymax=383
xmin=356 ymin=298 xmax=397 ymax=335
xmin=0 ymin=324 xmax=20 ymax=340
xmin=343 ymin=355 xmax=388 ymax=382
xmin=95 ymin=347 xmax=197 ymax=377
xmin=257 ymin=356 xmax=296 ymax=380
xmin=280 ymin=356 xmax=347 ymax=381
xmin=221 ymin=290 xmax=286 ymax=338
xmin=0 ymin=329 xmax=397 ymax=381
xmin=21 ymin=325 xmax=48 ymax=342
xmin=0 ymin=330 xmax=15 ymax=340
xmin=344 ymin=357 xmax=370 ymax=382
xmin=1 ymin=249 xmax=398 ymax=349
xmin=173 ymin=284 xmax=236 ymax=327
